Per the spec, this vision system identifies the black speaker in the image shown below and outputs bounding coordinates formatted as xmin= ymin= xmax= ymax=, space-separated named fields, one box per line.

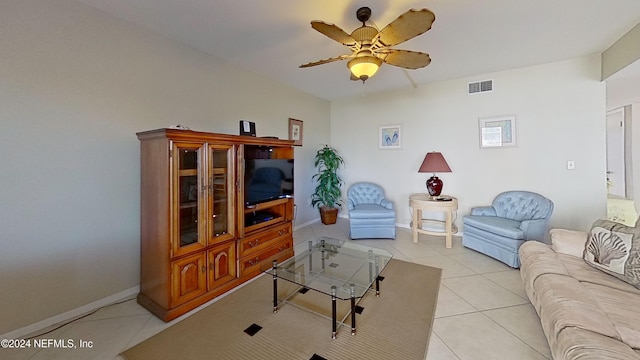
xmin=239 ymin=120 xmax=256 ymax=137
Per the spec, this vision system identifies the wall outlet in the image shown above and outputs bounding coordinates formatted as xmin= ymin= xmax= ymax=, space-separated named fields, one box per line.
xmin=567 ymin=160 xmax=575 ymax=170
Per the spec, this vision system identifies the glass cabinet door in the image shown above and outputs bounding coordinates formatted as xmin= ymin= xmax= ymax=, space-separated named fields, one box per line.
xmin=172 ymin=142 xmax=206 ymax=256
xmin=208 ymin=145 xmax=235 ymax=244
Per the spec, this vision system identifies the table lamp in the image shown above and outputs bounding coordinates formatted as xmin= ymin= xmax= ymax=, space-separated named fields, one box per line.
xmin=418 ymin=152 xmax=452 ymax=197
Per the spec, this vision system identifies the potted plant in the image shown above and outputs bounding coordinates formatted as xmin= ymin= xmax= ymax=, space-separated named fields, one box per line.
xmin=311 ymin=144 xmax=344 ymax=225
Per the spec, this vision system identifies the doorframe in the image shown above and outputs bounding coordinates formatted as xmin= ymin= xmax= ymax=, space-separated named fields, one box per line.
xmin=606 ymin=106 xmax=634 ymax=199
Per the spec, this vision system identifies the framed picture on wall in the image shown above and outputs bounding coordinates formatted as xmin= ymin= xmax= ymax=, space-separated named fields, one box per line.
xmin=478 ymin=115 xmax=517 ymax=148
xmin=379 ymin=125 xmax=402 ymax=149
xmin=288 ymin=118 xmax=303 ymax=146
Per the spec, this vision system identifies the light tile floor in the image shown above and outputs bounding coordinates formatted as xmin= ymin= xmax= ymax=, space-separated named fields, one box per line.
xmin=2 ymin=218 xmax=551 ymax=359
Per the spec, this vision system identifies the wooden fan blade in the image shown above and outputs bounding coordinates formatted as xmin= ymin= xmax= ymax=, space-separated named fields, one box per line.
xmin=376 ymin=49 xmax=431 ymax=69
xmin=311 ymin=21 xmax=358 ymax=48
xmin=373 ymin=9 xmax=435 ymax=48
xmin=299 ymin=54 xmax=352 ymax=68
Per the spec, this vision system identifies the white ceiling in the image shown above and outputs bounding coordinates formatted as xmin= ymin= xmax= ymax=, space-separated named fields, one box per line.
xmin=75 ymin=0 xmax=640 ymax=101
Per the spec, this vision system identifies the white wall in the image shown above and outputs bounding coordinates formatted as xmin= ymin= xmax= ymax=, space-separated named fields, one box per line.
xmin=0 ymin=0 xmax=330 ymax=334
xmin=331 ymin=56 xmax=607 ymax=233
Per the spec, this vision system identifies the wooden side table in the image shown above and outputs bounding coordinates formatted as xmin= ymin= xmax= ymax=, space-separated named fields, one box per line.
xmin=409 ymin=194 xmax=458 ymax=248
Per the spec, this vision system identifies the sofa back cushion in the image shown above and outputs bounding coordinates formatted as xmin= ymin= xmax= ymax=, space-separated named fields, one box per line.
xmin=583 ymin=219 xmax=640 ymax=288
xmin=550 ymin=229 xmax=589 ymax=258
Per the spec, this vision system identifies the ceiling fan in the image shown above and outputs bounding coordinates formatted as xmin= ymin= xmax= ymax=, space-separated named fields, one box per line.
xmin=300 ymin=7 xmax=436 ymax=82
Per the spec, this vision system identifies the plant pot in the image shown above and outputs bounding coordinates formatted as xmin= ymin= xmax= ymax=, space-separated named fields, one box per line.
xmin=319 ymin=206 xmax=339 ymax=225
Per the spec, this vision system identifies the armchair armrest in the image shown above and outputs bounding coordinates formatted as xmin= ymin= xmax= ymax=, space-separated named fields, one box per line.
xmin=470 ymin=206 xmax=496 ymax=216
xmin=380 ymin=198 xmax=394 ymax=210
xmin=549 ymin=228 xmax=589 ymax=258
xmin=347 ymin=199 xmax=355 ymax=211
xmin=519 ymin=219 xmax=549 ymax=242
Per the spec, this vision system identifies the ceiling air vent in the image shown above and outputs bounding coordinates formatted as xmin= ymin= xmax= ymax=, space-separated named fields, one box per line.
xmin=468 ymin=80 xmax=493 ymax=94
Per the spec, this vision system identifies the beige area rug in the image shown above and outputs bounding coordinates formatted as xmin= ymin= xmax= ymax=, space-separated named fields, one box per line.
xmin=122 ymin=259 xmax=441 ymax=360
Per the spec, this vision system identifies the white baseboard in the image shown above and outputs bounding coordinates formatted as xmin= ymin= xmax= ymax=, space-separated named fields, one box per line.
xmin=293 ymin=217 xmax=320 ymax=230
xmin=1 ymin=286 xmax=140 ymax=340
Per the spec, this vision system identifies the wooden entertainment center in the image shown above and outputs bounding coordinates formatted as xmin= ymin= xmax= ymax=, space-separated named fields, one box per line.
xmin=136 ymin=128 xmax=295 ymax=321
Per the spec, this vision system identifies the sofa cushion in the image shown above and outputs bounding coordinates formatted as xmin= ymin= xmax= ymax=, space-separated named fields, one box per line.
xmin=463 ymin=215 xmax=524 ymax=239
xmin=519 ymin=243 xmax=621 ymax=349
xmin=520 ymin=240 xmax=640 ymax=359
xmin=584 ymin=282 xmax=640 ymax=349
xmin=556 ymin=327 xmax=640 ymax=360
xmin=561 ymin=252 xmax=640 ymax=295
xmin=583 ymin=219 xmax=640 ymax=289
xmin=536 ymin=273 xmax=622 ymax=347
xmin=550 ymin=228 xmax=589 ymax=257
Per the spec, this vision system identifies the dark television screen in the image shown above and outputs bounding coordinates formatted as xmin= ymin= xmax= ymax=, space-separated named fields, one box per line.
xmin=244 ymin=157 xmax=294 ymax=205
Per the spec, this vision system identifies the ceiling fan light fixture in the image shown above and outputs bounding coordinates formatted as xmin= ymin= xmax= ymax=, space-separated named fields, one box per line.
xmin=302 ymin=8 xmax=435 ymax=83
xmin=348 ymin=56 xmax=382 ymax=81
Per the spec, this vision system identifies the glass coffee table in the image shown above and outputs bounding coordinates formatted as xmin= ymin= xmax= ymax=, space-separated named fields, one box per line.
xmin=262 ymin=237 xmax=393 ymax=338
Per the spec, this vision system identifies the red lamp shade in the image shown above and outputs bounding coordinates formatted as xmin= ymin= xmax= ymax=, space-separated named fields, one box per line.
xmin=418 ymin=152 xmax=452 ymax=197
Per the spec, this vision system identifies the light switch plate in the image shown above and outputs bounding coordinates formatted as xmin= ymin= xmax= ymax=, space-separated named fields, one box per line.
xmin=567 ymin=160 xmax=575 ymax=170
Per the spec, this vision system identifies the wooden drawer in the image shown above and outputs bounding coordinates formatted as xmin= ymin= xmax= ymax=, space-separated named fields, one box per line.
xmin=239 ymin=238 xmax=293 ymax=277
xmin=238 ymin=222 xmax=291 ymax=258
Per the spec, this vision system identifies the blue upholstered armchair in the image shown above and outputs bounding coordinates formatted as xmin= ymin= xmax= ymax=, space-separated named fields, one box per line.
xmin=462 ymin=191 xmax=554 ymax=268
xmin=347 ymin=182 xmax=396 ymax=239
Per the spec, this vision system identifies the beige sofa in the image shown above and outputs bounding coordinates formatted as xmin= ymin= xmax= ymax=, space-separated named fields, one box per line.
xmin=520 ymin=228 xmax=640 ymax=359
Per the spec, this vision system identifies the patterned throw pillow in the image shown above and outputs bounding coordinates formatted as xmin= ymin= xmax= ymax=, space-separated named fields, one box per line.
xmin=583 ymin=219 xmax=640 ymax=288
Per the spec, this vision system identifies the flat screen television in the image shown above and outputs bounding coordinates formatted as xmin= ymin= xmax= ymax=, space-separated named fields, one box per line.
xmin=244 ymin=146 xmax=293 ymax=206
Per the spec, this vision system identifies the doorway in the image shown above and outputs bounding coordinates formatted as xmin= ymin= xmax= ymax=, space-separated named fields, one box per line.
xmin=606 ymin=108 xmax=626 ymax=197
xmin=606 ymin=106 xmax=633 ymax=199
